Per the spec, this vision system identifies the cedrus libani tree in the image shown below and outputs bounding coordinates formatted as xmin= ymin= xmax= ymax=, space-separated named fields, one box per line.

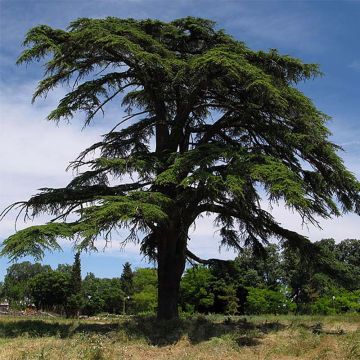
xmin=1 ymin=17 xmax=359 ymax=320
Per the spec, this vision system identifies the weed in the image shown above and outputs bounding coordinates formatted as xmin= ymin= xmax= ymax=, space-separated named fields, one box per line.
xmin=0 ymin=314 xmax=358 ymax=360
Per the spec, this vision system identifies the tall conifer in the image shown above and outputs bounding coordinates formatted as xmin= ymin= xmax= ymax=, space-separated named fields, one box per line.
xmin=1 ymin=17 xmax=359 ymax=319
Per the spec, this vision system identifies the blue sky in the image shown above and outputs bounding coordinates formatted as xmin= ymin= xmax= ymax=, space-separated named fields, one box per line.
xmin=0 ymin=0 xmax=359 ymax=281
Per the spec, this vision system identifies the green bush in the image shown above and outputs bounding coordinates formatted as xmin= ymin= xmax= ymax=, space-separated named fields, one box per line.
xmin=245 ymin=287 xmax=296 ymax=314
xmin=311 ymin=290 xmax=360 ymax=314
xmin=180 ymin=266 xmax=215 ymax=314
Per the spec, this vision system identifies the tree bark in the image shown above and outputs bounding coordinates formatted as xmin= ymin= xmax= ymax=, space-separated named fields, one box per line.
xmin=156 ymin=224 xmax=187 ymax=320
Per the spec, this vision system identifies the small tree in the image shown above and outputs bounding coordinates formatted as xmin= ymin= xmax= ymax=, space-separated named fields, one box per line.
xmin=65 ymin=252 xmax=83 ymax=317
xmin=1 ymin=17 xmax=359 ymax=320
xmin=29 ymin=270 xmax=71 ymax=312
xmin=180 ymin=266 xmax=215 ymax=313
xmin=0 ymin=282 xmax=5 ymax=301
xmin=132 ymin=268 xmax=158 ymax=314
xmin=120 ymin=262 xmax=134 ymax=296
xmin=3 ymin=262 xmax=51 ymax=308
xmin=81 ymin=273 xmax=105 ymax=315
xmin=219 ymin=285 xmax=239 ymax=315
xmin=70 ymin=252 xmax=82 ymax=294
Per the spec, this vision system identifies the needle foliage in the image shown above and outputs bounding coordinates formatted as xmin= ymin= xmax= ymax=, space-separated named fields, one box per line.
xmin=1 ymin=16 xmax=359 ymax=319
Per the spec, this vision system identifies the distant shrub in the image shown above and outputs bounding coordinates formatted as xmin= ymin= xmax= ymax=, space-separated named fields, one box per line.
xmin=245 ymin=287 xmax=296 ymax=314
xmin=311 ymin=290 xmax=360 ymax=315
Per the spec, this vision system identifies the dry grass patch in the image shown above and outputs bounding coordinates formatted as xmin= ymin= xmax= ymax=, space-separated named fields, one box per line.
xmin=0 ymin=314 xmax=358 ymax=359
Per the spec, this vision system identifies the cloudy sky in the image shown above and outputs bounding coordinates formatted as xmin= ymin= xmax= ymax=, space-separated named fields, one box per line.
xmin=0 ymin=0 xmax=359 ymax=280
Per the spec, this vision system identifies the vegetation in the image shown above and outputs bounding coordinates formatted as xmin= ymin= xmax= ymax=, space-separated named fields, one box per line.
xmin=1 ymin=16 xmax=359 ymax=320
xmin=1 ymin=262 xmax=51 ymax=308
xmin=0 ymin=239 xmax=359 ymax=317
xmin=120 ymin=262 xmax=134 ymax=297
xmin=0 ymin=314 xmax=359 ymax=359
xmin=29 ymin=270 xmax=71 ymax=312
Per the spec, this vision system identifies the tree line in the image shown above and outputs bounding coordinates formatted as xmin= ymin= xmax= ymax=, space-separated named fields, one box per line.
xmin=0 ymin=238 xmax=359 ymax=316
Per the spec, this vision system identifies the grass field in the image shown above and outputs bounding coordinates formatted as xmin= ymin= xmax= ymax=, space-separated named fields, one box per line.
xmin=0 ymin=314 xmax=359 ymax=359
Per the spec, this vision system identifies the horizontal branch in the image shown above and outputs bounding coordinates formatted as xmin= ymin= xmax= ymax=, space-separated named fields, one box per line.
xmin=195 ymin=203 xmax=312 ymax=249
xmin=185 ymin=249 xmax=232 ymax=266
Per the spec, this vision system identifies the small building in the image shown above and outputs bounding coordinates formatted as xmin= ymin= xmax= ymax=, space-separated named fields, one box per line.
xmin=0 ymin=300 xmax=10 ymax=312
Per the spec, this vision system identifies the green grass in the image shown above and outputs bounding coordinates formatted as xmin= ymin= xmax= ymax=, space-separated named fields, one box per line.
xmin=0 ymin=314 xmax=359 ymax=359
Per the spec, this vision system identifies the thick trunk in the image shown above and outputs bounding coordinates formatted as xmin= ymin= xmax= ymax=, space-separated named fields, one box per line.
xmin=156 ymin=225 xmax=187 ymax=320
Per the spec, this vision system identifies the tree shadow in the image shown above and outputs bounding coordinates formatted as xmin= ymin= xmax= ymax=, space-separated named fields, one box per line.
xmin=297 ymin=322 xmax=345 ymax=335
xmin=186 ymin=316 xmax=285 ymax=346
xmin=0 ymin=319 xmax=120 ymax=339
xmin=0 ymin=320 xmax=72 ymax=338
xmin=122 ymin=316 xmax=184 ymax=345
xmin=0 ymin=316 xmax=286 ymax=347
xmin=107 ymin=315 xmax=286 ymax=346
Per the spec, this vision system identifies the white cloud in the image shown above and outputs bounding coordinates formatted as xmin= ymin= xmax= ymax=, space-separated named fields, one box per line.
xmin=0 ymin=83 xmax=101 ymax=237
xmin=349 ymin=60 xmax=360 ymax=72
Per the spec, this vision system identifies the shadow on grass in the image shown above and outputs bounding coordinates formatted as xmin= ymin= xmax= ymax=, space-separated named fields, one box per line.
xmin=0 ymin=316 xmax=286 ymax=346
xmin=186 ymin=317 xmax=285 ymax=346
xmin=0 ymin=320 xmax=120 ymax=339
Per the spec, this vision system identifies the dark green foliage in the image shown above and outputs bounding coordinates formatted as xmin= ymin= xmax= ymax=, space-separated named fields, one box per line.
xmin=0 ymin=237 xmax=359 ymax=316
xmin=180 ymin=244 xmax=288 ymax=315
xmin=180 ymin=266 xmax=215 ymax=313
xmin=29 ymin=270 xmax=71 ymax=311
xmin=81 ymin=268 xmax=156 ymax=315
xmin=336 ymin=239 xmax=360 ymax=270
xmin=0 ymin=282 xmax=4 ymax=301
xmin=56 ymin=264 xmax=73 ymax=274
xmin=65 ymin=252 xmax=83 ymax=317
xmin=81 ymin=273 xmax=106 ymax=316
xmin=69 ymin=253 xmax=82 ymax=293
xmin=1 ymin=16 xmax=359 ymax=319
xmin=181 ymin=240 xmax=360 ymax=315
xmin=282 ymin=238 xmax=360 ymax=312
xmin=120 ymin=262 xmax=134 ymax=296
xmin=218 ymin=285 xmax=239 ymax=315
xmin=3 ymin=16 xmax=359 ymax=259
xmin=233 ymin=244 xmax=283 ymax=289
xmin=3 ymin=262 xmax=51 ymax=307
xmin=81 ymin=273 xmax=125 ymax=315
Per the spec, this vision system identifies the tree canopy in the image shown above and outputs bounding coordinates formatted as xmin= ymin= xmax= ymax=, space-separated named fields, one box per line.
xmin=1 ymin=16 xmax=359 ymax=319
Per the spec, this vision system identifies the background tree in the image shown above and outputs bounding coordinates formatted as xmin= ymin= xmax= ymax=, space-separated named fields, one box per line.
xmin=1 ymin=17 xmax=359 ymax=320
xmin=29 ymin=270 xmax=71 ymax=312
xmin=132 ymin=268 xmax=158 ymax=314
xmin=65 ymin=252 xmax=83 ymax=317
xmin=245 ymin=287 xmax=295 ymax=315
xmin=81 ymin=273 xmax=105 ymax=316
xmin=56 ymin=264 xmax=73 ymax=274
xmin=101 ymin=278 xmax=125 ymax=314
xmin=3 ymin=262 xmax=51 ymax=307
xmin=218 ymin=285 xmax=239 ymax=315
xmin=120 ymin=262 xmax=134 ymax=297
xmin=0 ymin=282 xmax=4 ymax=301
xmin=70 ymin=253 xmax=82 ymax=294
xmin=180 ymin=266 xmax=215 ymax=313
xmin=233 ymin=244 xmax=283 ymax=289
xmin=282 ymin=238 xmax=360 ymax=312
xmin=336 ymin=239 xmax=360 ymax=268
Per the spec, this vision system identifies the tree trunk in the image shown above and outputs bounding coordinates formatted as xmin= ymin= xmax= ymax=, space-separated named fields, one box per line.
xmin=156 ymin=225 xmax=187 ymax=320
